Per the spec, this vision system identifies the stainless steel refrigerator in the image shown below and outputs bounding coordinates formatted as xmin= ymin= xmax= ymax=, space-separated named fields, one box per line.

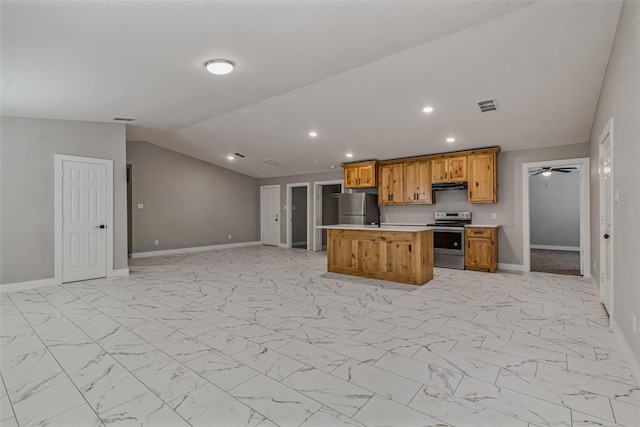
xmin=338 ymin=193 xmax=379 ymax=225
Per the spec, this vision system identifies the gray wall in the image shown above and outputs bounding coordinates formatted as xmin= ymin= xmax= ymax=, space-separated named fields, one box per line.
xmin=291 ymin=186 xmax=307 ymax=245
xmin=126 ymin=141 xmax=259 ymax=253
xmin=380 ymin=142 xmax=590 ymax=265
xmin=588 ymin=1 xmax=640 ymax=363
xmin=259 ymin=170 xmax=343 ymax=245
xmin=529 ymin=170 xmax=580 ymax=248
xmin=0 ymin=117 xmax=127 ymax=284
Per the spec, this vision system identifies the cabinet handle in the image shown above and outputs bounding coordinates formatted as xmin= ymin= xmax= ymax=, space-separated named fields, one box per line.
xmin=470 ymin=191 xmax=473 ymax=199
xmin=473 ymin=231 xmax=483 ymax=235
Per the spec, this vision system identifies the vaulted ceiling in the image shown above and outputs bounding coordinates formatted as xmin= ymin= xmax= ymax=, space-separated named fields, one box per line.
xmin=1 ymin=1 xmax=622 ymax=177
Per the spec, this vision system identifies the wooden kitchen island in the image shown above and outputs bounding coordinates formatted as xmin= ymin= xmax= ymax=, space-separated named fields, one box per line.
xmin=318 ymin=225 xmax=434 ymax=285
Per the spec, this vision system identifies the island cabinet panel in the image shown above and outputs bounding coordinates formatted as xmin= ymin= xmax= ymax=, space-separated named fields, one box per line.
xmin=327 ymin=229 xmax=433 ymax=285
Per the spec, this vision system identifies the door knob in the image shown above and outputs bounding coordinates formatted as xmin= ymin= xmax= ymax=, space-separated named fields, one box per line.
xmin=603 ymin=233 xmax=610 ymax=239
xmin=95 ymin=225 xmax=106 ymax=229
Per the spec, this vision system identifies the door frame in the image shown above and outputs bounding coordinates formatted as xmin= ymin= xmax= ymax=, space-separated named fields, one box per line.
xmin=312 ymin=180 xmax=343 ymax=251
xmin=286 ymin=182 xmax=311 ymax=249
xmin=599 ymin=118 xmax=614 ymax=316
xmin=54 ymin=154 xmax=114 ymax=284
xmin=522 ymin=157 xmax=590 ymax=277
xmin=260 ymin=185 xmax=281 ymax=246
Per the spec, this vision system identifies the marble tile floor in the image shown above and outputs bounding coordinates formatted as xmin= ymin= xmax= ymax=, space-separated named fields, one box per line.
xmin=1 ymin=245 xmax=639 ymax=427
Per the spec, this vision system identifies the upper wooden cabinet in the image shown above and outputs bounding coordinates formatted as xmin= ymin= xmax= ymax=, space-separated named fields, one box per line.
xmin=403 ymin=161 xmax=433 ymax=204
xmin=467 ymin=153 xmax=497 ymax=203
xmin=378 ymin=160 xmax=433 ymax=205
xmin=342 ymin=161 xmax=377 ymax=188
xmin=431 ymin=156 xmax=467 ymax=183
xmin=378 ymin=163 xmax=403 ymax=204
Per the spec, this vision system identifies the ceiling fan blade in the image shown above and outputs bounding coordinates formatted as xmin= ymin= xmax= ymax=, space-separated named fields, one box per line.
xmin=530 ymin=170 xmax=543 ymax=176
xmin=553 ymin=169 xmax=573 ymax=173
xmin=552 ymin=167 xmax=577 ymax=172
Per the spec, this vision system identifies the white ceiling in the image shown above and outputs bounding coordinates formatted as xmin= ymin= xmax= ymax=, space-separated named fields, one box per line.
xmin=1 ymin=1 xmax=622 ymax=178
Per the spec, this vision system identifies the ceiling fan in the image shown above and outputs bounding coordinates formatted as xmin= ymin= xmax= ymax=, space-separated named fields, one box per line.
xmin=530 ymin=166 xmax=577 ymax=177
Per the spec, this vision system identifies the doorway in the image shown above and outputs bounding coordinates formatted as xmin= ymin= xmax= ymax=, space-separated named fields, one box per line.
xmin=286 ymin=182 xmax=310 ymax=249
xmin=522 ymin=157 xmax=590 ymax=277
xmin=312 ymin=180 xmax=343 ymax=251
xmin=54 ymin=154 xmax=114 ymax=284
xmin=260 ymin=185 xmax=280 ymax=246
xmin=599 ymin=119 xmax=614 ymax=316
xmin=127 ymin=164 xmax=132 ymax=258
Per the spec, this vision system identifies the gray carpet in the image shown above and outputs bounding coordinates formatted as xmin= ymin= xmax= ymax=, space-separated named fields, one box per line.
xmin=531 ymin=249 xmax=581 ymax=276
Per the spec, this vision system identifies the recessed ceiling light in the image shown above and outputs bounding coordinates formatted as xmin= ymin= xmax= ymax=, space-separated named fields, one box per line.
xmin=446 ymin=137 xmax=456 ymax=143
xmin=227 ymin=155 xmax=235 ymax=160
xmin=309 ymin=131 xmax=318 ymax=137
xmin=204 ymin=59 xmax=235 ymax=75
xmin=422 ymin=106 xmax=434 ymax=113
xmin=346 ymin=153 xmax=354 ymax=158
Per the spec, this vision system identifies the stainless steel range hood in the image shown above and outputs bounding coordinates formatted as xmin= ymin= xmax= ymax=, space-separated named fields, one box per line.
xmin=431 ymin=182 xmax=468 ymax=191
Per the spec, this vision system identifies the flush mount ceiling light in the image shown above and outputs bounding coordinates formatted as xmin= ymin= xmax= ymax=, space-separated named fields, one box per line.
xmin=204 ymin=59 xmax=235 ymax=75
xmin=446 ymin=137 xmax=456 ymax=143
xmin=226 ymin=155 xmax=235 ymax=160
xmin=346 ymin=153 xmax=354 ymax=158
xmin=422 ymin=106 xmax=434 ymax=113
xmin=309 ymin=131 xmax=318 ymax=137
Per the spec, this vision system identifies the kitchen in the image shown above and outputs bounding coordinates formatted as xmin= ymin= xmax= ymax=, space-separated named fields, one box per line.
xmin=318 ymin=147 xmax=500 ymax=285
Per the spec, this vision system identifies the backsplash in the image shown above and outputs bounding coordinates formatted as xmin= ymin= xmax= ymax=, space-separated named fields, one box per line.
xmin=380 ymin=190 xmax=500 ymax=225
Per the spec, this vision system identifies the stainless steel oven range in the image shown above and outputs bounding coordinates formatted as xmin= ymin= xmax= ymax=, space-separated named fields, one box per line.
xmin=427 ymin=212 xmax=472 ymax=270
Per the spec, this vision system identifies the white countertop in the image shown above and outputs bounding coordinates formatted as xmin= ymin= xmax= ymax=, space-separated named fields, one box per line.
xmin=465 ymin=224 xmax=501 ymax=228
xmin=316 ymin=224 xmax=434 ymax=232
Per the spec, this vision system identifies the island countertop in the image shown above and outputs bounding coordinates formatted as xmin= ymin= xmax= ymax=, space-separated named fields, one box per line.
xmin=316 ymin=224 xmax=434 ymax=232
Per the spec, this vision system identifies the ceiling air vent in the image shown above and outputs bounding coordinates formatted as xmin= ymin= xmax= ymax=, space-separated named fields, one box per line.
xmin=262 ymin=159 xmax=285 ymax=168
xmin=478 ymin=99 xmax=498 ymax=113
xmin=113 ymin=117 xmax=135 ymax=122
xmin=233 ymin=152 xmax=246 ymax=158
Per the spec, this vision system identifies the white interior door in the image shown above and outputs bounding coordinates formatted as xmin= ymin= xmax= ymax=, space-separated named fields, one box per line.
xmin=314 ymin=185 xmax=323 ymax=251
xmin=62 ymin=160 xmax=107 ymax=282
xmin=599 ymin=129 xmax=613 ymax=315
xmin=260 ymin=186 xmax=280 ymax=246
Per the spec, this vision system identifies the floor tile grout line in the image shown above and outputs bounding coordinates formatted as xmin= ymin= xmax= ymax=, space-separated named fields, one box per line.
xmin=4 ymin=293 xmax=105 ymax=425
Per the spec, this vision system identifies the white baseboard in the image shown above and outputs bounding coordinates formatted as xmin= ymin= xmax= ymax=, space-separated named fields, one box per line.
xmin=109 ymin=268 xmax=129 ymax=277
xmin=530 ymin=245 xmax=580 ymax=252
xmin=278 ymin=243 xmax=289 ymax=248
xmin=131 ymin=241 xmax=261 ymax=258
xmin=498 ymin=263 xmax=526 ymax=272
xmin=1 ymin=277 xmax=59 ymax=294
xmin=611 ymin=319 xmax=640 ymax=388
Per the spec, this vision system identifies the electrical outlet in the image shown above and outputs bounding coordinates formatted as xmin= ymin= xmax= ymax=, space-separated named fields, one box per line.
xmin=154 ymin=240 xmax=159 ymax=246
xmin=228 ymin=235 xmax=232 ymax=240
xmin=491 ymin=213 xmax=497 ymax=220
xmin=633 ymin=314 xmax=637 ymax=334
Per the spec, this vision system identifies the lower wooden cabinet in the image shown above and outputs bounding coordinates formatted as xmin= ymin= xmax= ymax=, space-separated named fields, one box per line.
xmin=327 ymin=228 xmax=433 ymax=285
xmin=465 ymin=227 xmax=498 ymax=272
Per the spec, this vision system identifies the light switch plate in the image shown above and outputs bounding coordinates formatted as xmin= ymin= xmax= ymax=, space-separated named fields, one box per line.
xmin=491 ymin=213 xmax=497 ymax=220
xmin=614 ymin=189 xmax=620 ymax=203
xmin=137 ymin=203 xmax=144 ymax=209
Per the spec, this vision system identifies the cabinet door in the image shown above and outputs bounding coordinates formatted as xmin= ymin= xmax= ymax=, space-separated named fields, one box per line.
xmin=466 ymin=237 xmax=493 ymax=270
xmin=431 ymin=159 xmax=448 ymax=183
xmin=344 ymin=167 xmax=359 ymax=188
xmin=449 ymin=156 xmax=467 ymax=182
xmin=416 ymin=161 xmax=433 ymax=203
xmin=468 ymin=154 xmax=496 ymax=203
xmin=379 ymin=164 xmax=403 ymax=204
xmin=403 ymin=162 xmax=419 ymax=203
xmin=358 ymin=164 xmax=374 ymax=187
